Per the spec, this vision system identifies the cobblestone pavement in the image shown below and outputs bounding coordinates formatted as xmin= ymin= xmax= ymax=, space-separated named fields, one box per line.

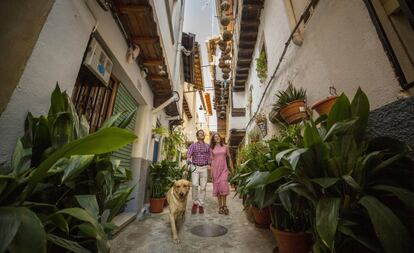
xmin=111 ymin=183 xmax=276 ymax=253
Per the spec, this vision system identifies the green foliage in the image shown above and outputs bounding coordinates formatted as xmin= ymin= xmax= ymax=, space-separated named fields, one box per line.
xmin=148 ymin=160 xmax=183 ymax=198
xmin=255 ymin=49 xmax=268 ymax=83
xmin=0 ymin=84 xmax=137 ymax=253
xmin=273 ymin=88 xmax=414 ymax=252
xmin=151 ymin=125 xmax=168 ymax=137
xmin=272 ymin=82 xmax=306 ymax=112
xmin=162 ymin=127 xmax=187 ymax=161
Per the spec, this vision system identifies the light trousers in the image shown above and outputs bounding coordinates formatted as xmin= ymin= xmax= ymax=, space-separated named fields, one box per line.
xmin=191 ymin=165 xmax=208 ymax=206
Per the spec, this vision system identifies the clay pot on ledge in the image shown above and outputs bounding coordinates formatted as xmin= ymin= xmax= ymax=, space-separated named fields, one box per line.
xmin=311 ymin=96 xmax=338 ymax=116
xmin=251 ymin=206 xmax=271 ymax=228
xmin=279 ymin=100 xmax=307 ymax=124
xmin=270 ymin=225 xmax=312 ymax=253
xmin=149 ymin=197 xmax=165 ymax=213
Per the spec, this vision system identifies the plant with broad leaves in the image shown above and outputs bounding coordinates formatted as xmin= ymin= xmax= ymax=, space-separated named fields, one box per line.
xmin=0 ymin=84 xmax=137 ymax=253
xmin=274 ymin=88 xmax=414 ymax=253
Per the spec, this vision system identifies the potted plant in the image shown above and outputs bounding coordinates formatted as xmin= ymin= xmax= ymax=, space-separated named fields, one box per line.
xmin=311 ymin=87 xmax=338 ymax=116
xmin=152 ymin=125 xmax=168 ymax=142
xmin=269 ymin=200 xmax=312 ymax=253
xmin=255 ymin=113 xmax=267 ymax=137
xmin=272 ymin=83 xmax=307 ymax=124
xmin=255 ymin=50 xmax=267 ymax=83
xmin=0 ymin=84 xmax=137 ymax=252
xmin=275 ymin=88 xmax=414 ymax=252
xmin=148 ymin=162 xmax=170 ymax=213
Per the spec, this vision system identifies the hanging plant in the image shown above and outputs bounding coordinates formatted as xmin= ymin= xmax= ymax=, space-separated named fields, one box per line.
xmin=218 ymin=40 xmax=227 ymax=48
xmin=225 ymin=47 xmax=231 ymax=54
xmin=221 ymin=16 xmax=230 ymax=26
xmin=255 ymin=49 xmax=268 ymax=83
xmin=223 ymin=73 xmax=230 ymax=79
xmin=221 ymin=1 xmax=230 ymax=11
xmin=219 ymin=62 xmax=226 ymax=68
xmin=222 ymin=31 xmax=233 ymax=41
xmin=222 ymin=67 xmax=231 ymax=74
xmin=220 ymin=45 xmax=227 ymax=51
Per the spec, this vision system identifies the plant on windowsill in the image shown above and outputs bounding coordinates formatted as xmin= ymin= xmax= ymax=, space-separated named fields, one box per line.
xmin=255 ymin=49 xmax=268 ymax=83
xmin=272 ymin=82 xmax=307 ymax=124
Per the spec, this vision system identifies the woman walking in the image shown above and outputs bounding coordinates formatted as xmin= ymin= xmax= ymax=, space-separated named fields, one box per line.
xmin=210 ymin=133 xmax=234 ymax=215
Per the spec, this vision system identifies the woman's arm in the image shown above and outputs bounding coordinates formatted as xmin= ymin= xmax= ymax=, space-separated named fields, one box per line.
xmin=226 ymin=145 xmax=234 ymax=175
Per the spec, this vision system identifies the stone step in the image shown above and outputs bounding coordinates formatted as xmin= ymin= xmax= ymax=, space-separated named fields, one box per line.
xmin=111 ymin=212 xmax=137 ymax=236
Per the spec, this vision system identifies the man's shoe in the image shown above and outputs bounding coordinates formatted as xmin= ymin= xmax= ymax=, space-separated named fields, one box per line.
xmin=191 ymin=204 xmax=198 ymax=214
xmin=198 ymin=205 xmax=204 ymax=214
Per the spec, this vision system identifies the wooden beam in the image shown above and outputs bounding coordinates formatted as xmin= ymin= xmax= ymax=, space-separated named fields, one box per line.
xmin=132 ymin=36 xmax=159 ymax=44
xmin=142 ymin=59 xmax=163 ymax=66
xmin=117 ymin=4 xmax=150 ymax=14
xmin=150 ymin=74 xmax=168 ymax=81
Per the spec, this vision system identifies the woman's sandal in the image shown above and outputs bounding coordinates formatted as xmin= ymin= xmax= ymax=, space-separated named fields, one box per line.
xmin=219 ymin=206 xmax=224 ymax=214
xmin=223 ymin=206 xmax=229 ymax=215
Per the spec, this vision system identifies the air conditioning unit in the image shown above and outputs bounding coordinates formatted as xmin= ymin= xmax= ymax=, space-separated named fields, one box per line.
xmin=83 ymin=37 xmax=113 ymax=86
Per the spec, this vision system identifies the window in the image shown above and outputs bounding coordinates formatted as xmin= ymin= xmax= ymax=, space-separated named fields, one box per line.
xmin=72 ymin=66 xmax=119 ymax=133
xmin=370 ymin=0 xmax=414 ymax=87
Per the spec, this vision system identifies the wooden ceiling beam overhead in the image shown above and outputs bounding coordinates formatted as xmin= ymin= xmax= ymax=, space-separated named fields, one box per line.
xmin=132 ymin=36 xmax=159 ymax=44
xmin=142 ymin=58 xmax=163 ymax=66
xmin=117 ymin=4 xmax=150 ymax=14
xmin=232 ymin=0 xmax=264 ymax=92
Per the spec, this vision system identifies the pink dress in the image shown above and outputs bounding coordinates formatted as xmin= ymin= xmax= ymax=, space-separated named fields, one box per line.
xmin=211 ymin=145 xmax=230 ymax=197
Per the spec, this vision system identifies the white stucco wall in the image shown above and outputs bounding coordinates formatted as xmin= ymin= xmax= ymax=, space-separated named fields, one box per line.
xmin=0 ymin=0 xmax=166 ymax=164
xmin=243 ymin=0 xmax=403 ymax=137
xmin=0 ymin=0 xmax=95 ymax=165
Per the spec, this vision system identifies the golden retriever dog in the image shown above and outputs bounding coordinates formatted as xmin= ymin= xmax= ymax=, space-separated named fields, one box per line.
xmin=166 ymin=179 xmax=191 ymax=243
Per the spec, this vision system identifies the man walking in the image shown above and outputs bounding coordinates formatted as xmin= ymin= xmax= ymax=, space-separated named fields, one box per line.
xmin=186 ymin=130 xmax=211 ymax=214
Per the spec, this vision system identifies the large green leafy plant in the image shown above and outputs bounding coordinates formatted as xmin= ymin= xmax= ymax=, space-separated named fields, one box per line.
xmin=0 ymin=85 xmax=137 ymax=253
xmin=275 ymin=88 xmax=414 ymax=253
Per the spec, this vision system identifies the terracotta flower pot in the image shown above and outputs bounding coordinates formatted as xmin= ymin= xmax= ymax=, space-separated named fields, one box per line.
xmin=251 ymin=206 xmax=271 ymax=228
xmin=149 ymin=197 xmax=165 ymax=213
xmin=279 ymin=100 xmax=307 ymax=124
xmin=311 ymin=96 xmax=338 ymax=116
xmin=270 ymin=225 xmax=312 ymax=253
xmin=219 ymin=62 xmax=226 ymax=68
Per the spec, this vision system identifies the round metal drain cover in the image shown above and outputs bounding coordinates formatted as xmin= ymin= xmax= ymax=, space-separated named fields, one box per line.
xmin=190 ymin=224 xmax=228 ymax=237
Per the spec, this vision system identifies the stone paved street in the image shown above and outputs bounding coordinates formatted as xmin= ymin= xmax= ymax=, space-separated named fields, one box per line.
xmin=110 ymin=183 xmax=275 ymax=253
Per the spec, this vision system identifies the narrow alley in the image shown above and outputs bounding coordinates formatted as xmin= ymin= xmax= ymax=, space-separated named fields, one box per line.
xmin=1 ymin=0 xmax=414 ymax=253
xmin=111 ymin=183 xmax=275 ymax=253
